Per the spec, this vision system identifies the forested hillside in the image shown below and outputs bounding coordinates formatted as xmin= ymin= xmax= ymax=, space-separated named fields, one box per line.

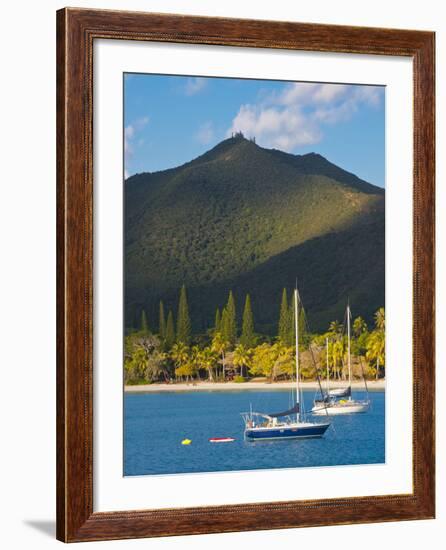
xmin=125 ymin=134 xmax=384 ymax=333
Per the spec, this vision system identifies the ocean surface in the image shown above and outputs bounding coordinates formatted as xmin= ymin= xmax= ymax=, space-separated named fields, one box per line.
xmin=124 ymin=389 xmax=385 ymax=476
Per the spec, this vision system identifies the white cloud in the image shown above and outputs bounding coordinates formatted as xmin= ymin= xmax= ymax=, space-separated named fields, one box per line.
xmin=124 ymin=116 xmax=149 ymax=171
xmin=230 ymin=104 xmax=321 ymax=150
xmin=277 ymin=83 xmax=349 ymax=106
xmin=228 ymin=82 xmax=383 ymax=152
xmin=124 ymin=124 xmax=135 ymax=154
xmin=196 ymin=121 xmax=214 ymax=145
xmin=185 ymin=77 xmax=207 ymax=96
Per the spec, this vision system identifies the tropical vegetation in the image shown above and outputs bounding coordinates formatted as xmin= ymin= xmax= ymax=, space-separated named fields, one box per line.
xmin=124 ymin=286 xmax=385 ymax=385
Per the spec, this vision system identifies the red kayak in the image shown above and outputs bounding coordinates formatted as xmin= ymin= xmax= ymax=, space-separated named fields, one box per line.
xmin=209 ymin=437 xmax=235 ymax=443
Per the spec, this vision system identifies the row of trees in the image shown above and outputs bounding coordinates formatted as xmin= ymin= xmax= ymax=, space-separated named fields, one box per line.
xmin=125 ymin=287 xmax=385 ymax=385
xmin=135 ymin=286 xmax=256 ymax=349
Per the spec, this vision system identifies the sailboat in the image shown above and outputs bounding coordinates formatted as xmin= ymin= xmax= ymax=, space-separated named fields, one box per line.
xmin=242 ymin=289 xmax=330 ymax=440
xmin=311 ymin=304 xmax=370 ymax=415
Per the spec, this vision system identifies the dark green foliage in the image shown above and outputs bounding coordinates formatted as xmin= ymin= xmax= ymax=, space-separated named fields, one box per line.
xmin=352 ymin=330 xmax=369 ymax=356
xmin=125 ymin=136 xmax=384 ymax=332
xmin=159 ymin=301 xmax=166 ymax=339
xmin=220 ymin=308 xmax=228 ymax=340
xmin=176 ymin=285 xmax=191 ymax=344
xmin=278 ymin=289 xmax=289 ymax=344
xmin=278 ymin=289 xmax=307 ymax=346
xmin=223 ymin=291 xmax=237 ymax=346
xmin=299 ymin=307 xmax=306 ymax=341
xmin=165 ymin=310 xmax=175 ymax=349
xmin=214 ymin=308 xmax=221 ymax=333
xmin=140 ymin=310 xmax=149 ymax=335
xmin=353 ymin=315 xmax=368 ymax=337
xmin=124 ymin=333 xmax=173 ymax=384
xmin=240 ymin=294 xmax=255 ymax=348
xmin=287 ymin=303 xmax=296 ymax=347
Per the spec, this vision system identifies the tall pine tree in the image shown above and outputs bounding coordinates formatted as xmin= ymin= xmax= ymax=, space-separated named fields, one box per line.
xmin=224 ymin=290 xmax=237 ymax=346
xmin=140 ymin=309 xmax=150 ymax=335
xmin=287 ymin=303 xmax=296 ymax=347
xmin=176 ymin=285 xmax=191 ymax=344
xmin=298 ymin=306 xmax=306 ymax=346
xmin=240 ymin=294 xmax=255 ymax=348
xmin=278 ymin=288 xmax=290 ymax=343
xmin=221 ymin=307 xmax=228 ymax=341
xmin=165 ymin=310 xmax=175 ymax=349
xmin=159 ymin=300 xmax=166 ymax=339
xmin=214 ymin=307 xmax=221 ymax=333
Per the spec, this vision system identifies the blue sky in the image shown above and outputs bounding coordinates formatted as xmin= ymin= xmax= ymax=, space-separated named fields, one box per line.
xmin=124 ymin=74 xmax=385 ymax=188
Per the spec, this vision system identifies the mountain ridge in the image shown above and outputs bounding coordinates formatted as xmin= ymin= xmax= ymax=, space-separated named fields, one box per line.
xmin=127 ymin=136 xmax=383 ymax=193
xmin=124 ymin=135 xmax=384 ymax=333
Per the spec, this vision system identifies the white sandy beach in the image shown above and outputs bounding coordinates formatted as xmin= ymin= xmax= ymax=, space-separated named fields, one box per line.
xmin=125 ymin=379 xmax=385 ymax=393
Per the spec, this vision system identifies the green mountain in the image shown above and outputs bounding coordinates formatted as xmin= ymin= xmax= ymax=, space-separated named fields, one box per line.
xmin=125 ymin=135 xmax=384 ymax=334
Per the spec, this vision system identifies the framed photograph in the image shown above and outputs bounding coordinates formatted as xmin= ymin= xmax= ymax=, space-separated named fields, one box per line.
xmin=56 ymin=8 xmax=435 ymax=542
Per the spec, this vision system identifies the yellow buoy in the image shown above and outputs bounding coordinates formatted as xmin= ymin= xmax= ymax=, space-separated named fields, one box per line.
xmin=181 ymin=439 xmax=192 ymax=445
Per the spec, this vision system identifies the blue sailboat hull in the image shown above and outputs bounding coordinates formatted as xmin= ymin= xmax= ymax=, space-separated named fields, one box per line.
xmin=245 ymin=423 xmax=330 ymax=440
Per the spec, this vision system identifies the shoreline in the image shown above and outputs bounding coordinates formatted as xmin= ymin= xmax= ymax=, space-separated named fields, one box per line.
xmin=125 ymin=380 xmax=385 ymax=393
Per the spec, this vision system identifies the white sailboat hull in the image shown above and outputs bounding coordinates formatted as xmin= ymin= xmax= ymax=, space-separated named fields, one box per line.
xmin=312 ymin=304 xmax=371 ymax=416
xmin=311 ymin=400 xmax=369 ymax=415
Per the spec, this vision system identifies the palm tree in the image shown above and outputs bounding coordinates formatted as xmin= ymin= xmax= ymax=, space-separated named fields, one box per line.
xmin=250 ymin=343 xmax=277 ymax=380
xmin=332 ymin=338 xmax=345 ymax=380
xmin=233 ymin=344 xmax=252 ymax=377
xmin=211 ymin=332 xmax=229 ymax=380
xmin=272 ymin=343 xmax=294 ymax=380
xmin=366 ymin=330 xmax=385 ymax=380
xmin=124 ymin=348 xmax=148 ymax=383
xmin=190 ymin=345 xmax=202 ymax=380
xmin=199 ymin=346 xmax=218 ymax=381
xmin=353 ymin=316 xmax=368 ymax=337
xmin=328 ymin=320 xmax=342 ymax=336
xmin=170 ymin=342 xmax=190 ymax=380
xmin=374 ymin=307 xmax=385 ymax=331
xmin=124 ymin=334 xmax=168 ymax=383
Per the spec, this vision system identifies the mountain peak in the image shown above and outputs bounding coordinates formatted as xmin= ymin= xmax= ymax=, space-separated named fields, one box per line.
xmin=188 ymin=133 xmax=259 ymax=165
xmin=216 ymin=132 xmax=258 ymax=150
xmin=228 ymin=130 xmax=254 ymax=142
xmin=125 ymin=135 xmax=384 ymax=332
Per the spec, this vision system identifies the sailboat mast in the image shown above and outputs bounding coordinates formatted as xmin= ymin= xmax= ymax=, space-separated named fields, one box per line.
xmin=294 ymin=288 xmax=300 ymax=421
xmin=326 ymin=337 xmax=329 ymax=394
xmin=347 ymin=303 xmax=351 ymax=393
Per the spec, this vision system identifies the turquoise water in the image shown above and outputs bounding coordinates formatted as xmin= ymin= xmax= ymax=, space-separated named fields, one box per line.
xmin=124 ymin=389 xmax=385 ymax=476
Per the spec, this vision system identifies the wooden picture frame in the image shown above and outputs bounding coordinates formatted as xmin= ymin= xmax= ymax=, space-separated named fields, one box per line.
xmin=56 ymin=7 xmax=435 ymax=542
